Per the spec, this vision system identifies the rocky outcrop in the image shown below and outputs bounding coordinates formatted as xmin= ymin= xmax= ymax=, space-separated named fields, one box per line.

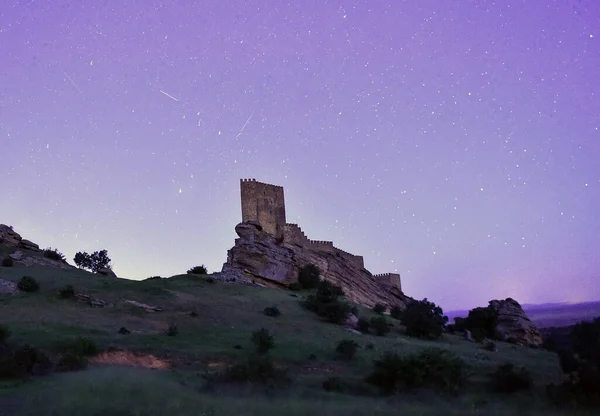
xmin=489 ymin=298 xmax=543 ymax=347
xmin=97 ymin=267 xmax=118 ymax=278
xmin=0 ymin=279 xmax=18 ymax=295
xmin=0 ymin=224 xmax=75 ymax=270
xmin=220 ymin=222 xmax=413 ymax=309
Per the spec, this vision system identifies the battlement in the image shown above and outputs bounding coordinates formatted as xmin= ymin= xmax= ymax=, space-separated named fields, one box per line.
xmin=373 ymin=273 xmax=402 ymax=291
xmin=240 ymin=179 xmax=286 ymax=239
xmin=240 ymin=178 xmax=284 ymax=191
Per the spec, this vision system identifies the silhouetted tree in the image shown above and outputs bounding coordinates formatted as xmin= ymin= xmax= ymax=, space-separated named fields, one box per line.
xmin=73 ymin=250 xmax=111 ymax=273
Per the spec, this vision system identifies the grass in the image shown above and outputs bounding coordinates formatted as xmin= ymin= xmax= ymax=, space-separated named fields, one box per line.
xmin=0 ymin=265 xmax=580 ymax=415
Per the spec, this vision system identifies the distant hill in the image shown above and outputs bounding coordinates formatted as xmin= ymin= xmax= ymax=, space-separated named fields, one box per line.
xmin=446 ymin=301 xmax=600 ymax=329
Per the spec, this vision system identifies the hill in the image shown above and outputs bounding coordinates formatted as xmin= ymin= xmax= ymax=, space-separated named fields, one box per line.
xmin=0 ymin=265 xmax=589 ymax=415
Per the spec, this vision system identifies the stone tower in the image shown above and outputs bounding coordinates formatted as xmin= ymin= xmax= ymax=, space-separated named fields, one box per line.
xmin=240 ymin=179 xmax=286 ymax=240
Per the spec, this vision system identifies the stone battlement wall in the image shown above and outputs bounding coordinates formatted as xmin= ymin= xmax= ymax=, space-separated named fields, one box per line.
xmin=373 ymin=273 xmax=402 ymax=291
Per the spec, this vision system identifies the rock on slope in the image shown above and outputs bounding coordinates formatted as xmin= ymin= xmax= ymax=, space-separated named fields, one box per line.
xmin=218 ymin=222 xmax=412 ymax=309
xmin=489 ymin=298 xmax=543 ymax=347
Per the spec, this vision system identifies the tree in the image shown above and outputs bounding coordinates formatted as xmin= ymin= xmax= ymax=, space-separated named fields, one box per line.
xmin=298 ymin=264 xmax=321 ymax=289
xmin=466 ymin=306 xmax=498 ymax=341
xmin=73 ymin=250 xmax=111 ymax=273
xmin=401 ymin=298 xmax=448 ymax=339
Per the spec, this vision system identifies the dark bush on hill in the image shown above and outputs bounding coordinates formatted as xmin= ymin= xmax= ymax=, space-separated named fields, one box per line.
xmin=166 ymin=323 xmax=178 ymax=336
xmin=401 ymin=298 xmax=448 ymax=339
xmin=490 ymin=363 xmax=532 ymax=393
xmin=0 ymin=344 xmax=52 ymax=379
xmin=390 ymin=305 xmax=403 ymax=320
xmin=187 ymin=265 xmax=208 ymax=275
xmin=303 ymin=280 xmax=350 ymax=324
xmin=1 ymin=257 xmax=13 ymax=267
xmin=0 ymin=325 xmax=10 ymax=343
xmin=43 ymin=248 xmax=65 ymax=262
xmin=145 ymin=276 xmax=162 ymax=280
xmin=263 ymin=306 xmax=281 ymax=317
xmin=466 ymin=306 xmax=498 ymax=341
xmin=17 ymin=276 xmax=40 ymax=293
xmin=370 ymin=316 xmax=390 ymax=336
xmin=73 ymin=250 xmax=111 ymax=273
xmin=55 ymin=337 xmax=98 ymax=357
xmin=298 ymin=264 xmax=321 ymax=289
xmin=373 ymin=303 xmax=386 ymax=315
xmin=366 ymin=348 xmax=466 ymax=396
xmin=252 ymin=328 xmax=274 ymax=354
xmin=58 ymin=284 xmax=75 ymax=299
xmin=56 ymin=352 xmax=88 ymax=373
xmin=223 ymin=354 xmax=290 ymax=385
xmin=288 ymin=282 xmax=302 ymax=291
xmin=336 ymin=340 xmax=359 ymax=361
xmin=357 ymin=318 xmax=370 ymax=333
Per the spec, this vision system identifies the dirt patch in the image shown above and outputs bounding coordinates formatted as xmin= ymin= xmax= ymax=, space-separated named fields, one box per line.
xmin=90 ymin=351 xmax=171 ymax=370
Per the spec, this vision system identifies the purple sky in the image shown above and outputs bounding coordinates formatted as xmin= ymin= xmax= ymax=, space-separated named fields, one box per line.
xmin=1 ymin=1 xmax=599 ymax=310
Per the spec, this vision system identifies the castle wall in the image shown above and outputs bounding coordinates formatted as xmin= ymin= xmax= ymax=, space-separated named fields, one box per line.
xmin=373 ymin=273 xmax=402 ymax=291
xmin=240 ymin=179 xmax=286 ymax=239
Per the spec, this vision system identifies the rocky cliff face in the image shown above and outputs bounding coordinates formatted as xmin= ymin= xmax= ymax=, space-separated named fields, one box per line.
xmin=218 ymin=222 xmax=412 ymax=309
xmin=0 ymin=224 xmax=75 ymax=270
xmin=489 ymin=298 xmax=543 ymax=347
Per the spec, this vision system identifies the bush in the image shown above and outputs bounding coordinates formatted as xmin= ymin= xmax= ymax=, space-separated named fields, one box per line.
xmin=56 ymin=352 xmax=88 ymax=372
xmin=370 ymin=316 xmax=391 ymax=336
xmin=303 ymin=280 xmax=350 ymax=324
xmin=1 ymin=257 xmax=13 ymax=267
xmin=336 ymin=340 xmax=359 ymax=361
xmin=322 ymin=376 xmax=347 ymax=392
xmin=187 ymin=265 xmax=207 ymax=275
xmin=288 ymin=282 xmax=302 ymax=291
xmin=43 ymin=248 xmax=65 ymax=262
xmin=357 ymin=318 xmax=370 ymax=333
xmin=17 ymin=276 xmax=40 ymax=293
xmin=55 ymin=337 xmax=98 ymax=357
xmin=491 ymin=363 xmax=532 ymax=393
xmin=59 ymin=285 xmax=75 ymax=299
xmin=390 ymin=305 xmax=403 ymax=320
xmin=298 ymin=264 xmax=320 ymax=289
xmin=166 ymin=323 xmax=178 ymax=337
xmin=401 ymin=298 xmax=448 ymax=339
xmin=73 ymin=250 xmax=111 ymax=273
xmin=252 ymin=328 xmax=274 ymax=354
xmin=145 ymin=276 xmax=162 ymax=280
xmin=0 ymin=344 xmax=53 ymax=379
xmin=366 ymin=348 xmax=466 ymax=396
xmin=0 ymin=325 xmax=10 ymax=343
xmin=224 ymin=354 xmax=290 ymax=385
xmin=263 ymin=306 xmax=281 ymax=317
xmin=466 ymin=306 xmax=498 ymax=340
xmin=118 ymin=327 xmax=131 ymax=335
xmin=373 ymin=303 xmax=386 ymax=315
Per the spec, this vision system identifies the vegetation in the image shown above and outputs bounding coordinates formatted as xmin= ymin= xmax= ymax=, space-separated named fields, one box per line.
xmin=73 ymin=250 xmax=111 ymax=273
xmin=187 ymin=265 xmax=208 ymax=275
xmin=17 ymin=276 xmax=40 ymax=293
xmin=263 ymin=306 xmax=281 ymax=317
xmin=0 ymin=324 xmax=10 ymax=343
xmin=357 ymin=318 xmax=370 ymax=333
xmin=490 ymin=363 xmax=532 ymax=393
xmin=252 ymin=328 xmax=274 ymax=354
xmin=372 ymin=303 xmax=386 ymax=315
xmin=335 ymin=339 xmax=358 ymax=361
xmin=166 ymin=323 xmax=179 ymax=337
xmin=43 ymin=248 xmax=65 ymax=262
xmin=303 ymin=279 xmax=350 ymax=324
xmin=370 ymin=316 xmax=390 ymax=336
xmin=1 ymin=256 xmax=13 ymax=267
xmin=390 ymin=305 xmax=403 ymax=320
xmin=58 ymin=284 xmax=76 ymax=299
xmin=401 ymin=298 xmax=448 ymax=339
xmin=297 ymin=264 xmax=320 ymax=289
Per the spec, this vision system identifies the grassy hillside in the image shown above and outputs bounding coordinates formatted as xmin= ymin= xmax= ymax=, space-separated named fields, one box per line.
xmin=0 ymin=266 xmax=588 ymax=415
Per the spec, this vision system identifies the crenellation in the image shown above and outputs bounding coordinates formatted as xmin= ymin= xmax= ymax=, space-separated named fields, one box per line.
xmin=238 ymin=179 xmax=399 ymax=292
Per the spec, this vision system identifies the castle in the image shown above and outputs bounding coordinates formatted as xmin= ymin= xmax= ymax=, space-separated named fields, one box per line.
xmin=239 ymin=179 xmax=402 ymax=291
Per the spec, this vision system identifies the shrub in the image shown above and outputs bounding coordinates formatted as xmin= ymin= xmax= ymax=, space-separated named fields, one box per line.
xmin=17 ymin=276 xmax=40 ymax=293
xmin=357 ymin=318 xmax=370 ymax=333
xmin=466 ymin=306 xmax=498 ymax=340
xmin=58 ymin=284 xmax=75 ymax=299
xmin=491 ymin=363 xmax=532 ymax=393
xmin=303 ymin=280 xmax=350 ymax=324
xmin=43 ymin=248 xmax=65 ymax=262
xmin=118 ymin=327 xmax=131 ymax=335
xmin=0 ymin=344 xmax=52 ymax=379
xmin=1 ymin=257 xmax=13 ymax=267
xmin=390 ymin=305 xmax=403 ymax=320
xmin=166 ymin=323 xmax=178 ymax=336
xmin=74 ymin=250 xmax=111 ymax=273
xmin=263 ymin=306 xmax=281 ymax=317
xmin=0 ymin=325 xmax=10 ymax=343
xmin=56 ymin=352 xmax=88 ymax=372
xmin=336 ymin=340 xmax=359 ymax=361
xmin=56 ymin=337 xmax=98 ymax=357
xmin=370 ymin=316 xmax=391 ymax=336
xmin=288 ymin=282 xmax=302 ymax=291
xmin=187 ymin=265 xmax=207 ymax=275
xmin=224 ymin=354 xmax=290 ymax=385
xmin=366 ymin=348 xmax=466 ymax=396
xmin=322 ymin=376 xmax=347 ymax=392
xmin=483 ymin=341 xmax=497 ymax=352
xmin=252 ymin=328 xmax=274 ymax=354
xmin=145 ymin=276 xmax=162 ymax=280
xmin=401 ymin=298 xmax=448 ymax=339
xmin=373 ymin=303 xmax=386 ymax=315
xmin=349 ymin=305 xmax=358 ymax=316
xmin=298 ymin=264 xmax=320 ymax=289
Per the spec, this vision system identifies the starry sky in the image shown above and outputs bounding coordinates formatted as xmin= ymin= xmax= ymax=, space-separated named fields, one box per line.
xmin=1 ymin=0 xmax=599 ymax=311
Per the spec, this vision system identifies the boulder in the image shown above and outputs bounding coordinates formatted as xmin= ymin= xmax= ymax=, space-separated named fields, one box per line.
xmin=0 ymin=279 xmax=18 ymax=295
xmin=97 ymin=267 xmax=117 ymax=278
xmin=344 ymin=313 xmax=359 ymax=329
xmin=0 ymin=225 xmax=22 ymax=247
xmin=221 ymin=222 xmax=413 ymax=309
xmin=9 ymin=251 xmax=24 ymax=261
xmin=464 ymin=329 xmax=474 ymax=342
xmin=488 ymin=298 xmax=543 ymax=347
xmin=19 ymin=239 xmax=40 ymax=251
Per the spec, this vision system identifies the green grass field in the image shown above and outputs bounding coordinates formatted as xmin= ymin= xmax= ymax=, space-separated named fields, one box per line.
xmin=0 ymin=265 xmax=590 ymax=415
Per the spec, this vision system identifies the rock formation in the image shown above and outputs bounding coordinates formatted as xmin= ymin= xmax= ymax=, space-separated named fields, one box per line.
xmin=0 ymin=224 xmax=75 ymax=270
xmin=489 ymin=298 xmax=543 ymax=347
xmin=219 ymin=221 xmax=412 ymax=309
